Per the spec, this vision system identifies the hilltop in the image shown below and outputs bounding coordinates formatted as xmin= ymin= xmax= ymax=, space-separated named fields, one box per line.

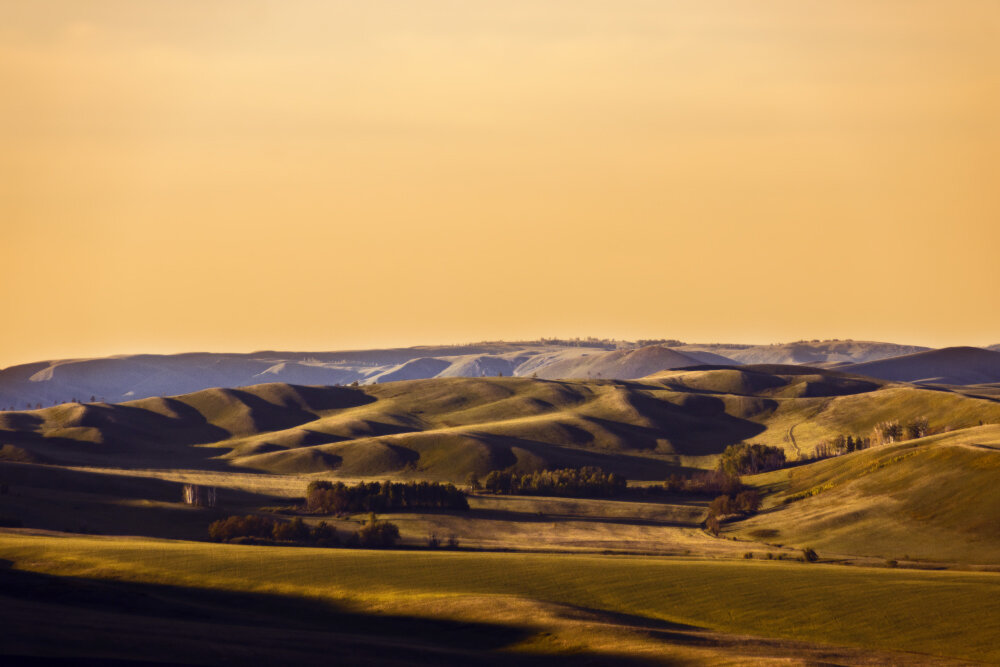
xmin=841 ymin=346 xmax=1000 ymax=384
xmin=3 ymin=366 xmax=999 ymax=481
xmin=0 ymin=339 xmax=957 ymax=411
xmin=732 ymin=425 xmax=1000 ymax=563
xmin=677 ymin=340 xmax=929 ymax=366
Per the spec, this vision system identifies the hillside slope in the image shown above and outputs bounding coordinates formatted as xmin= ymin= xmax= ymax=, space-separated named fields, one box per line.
xmin=2 ymin=340 xmax=949 ymax=409
xmin=678 ymin=340 xmax=929 ymax=365
xmin=530 ymin=345 xmax=704 ymax=380
xmin=841 ymin=346 xmax=1000 ymax=385
xmin=3 ymin=367 xmax=999 ymax=481
xmin=734 ymin=425 xmax=1000 ymax=563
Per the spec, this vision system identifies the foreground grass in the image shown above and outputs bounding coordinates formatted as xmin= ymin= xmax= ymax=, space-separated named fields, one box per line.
xmin=2 ymin=532 xmax=999 ymax=663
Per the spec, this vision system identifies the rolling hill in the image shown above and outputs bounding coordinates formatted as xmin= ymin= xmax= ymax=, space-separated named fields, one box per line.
xmin=841 ymin=346 xmax=1000 ymax=384
xmin=677 ymin=340 xmax=929 ymax=365
xmin=528 ymin=345 xmax=705 ymax=380
xmin=7 ymin=339 xmax=976 ymax=411
xmin=3 ymin=366 xmax=999 ymax=481
xmin=733 ymin=425 xmax=1000 ymax=563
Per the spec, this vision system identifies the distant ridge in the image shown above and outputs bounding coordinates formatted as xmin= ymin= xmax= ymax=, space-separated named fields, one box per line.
xmin=529 ymin=345 xmax=705 ymax=380
xmin=2 ymin=339 xmax=984 ymax=409
xmin=678 ymin=340 xmax=929 ymax=365
xmin=842 ymin=347 xmax=1000 ymax=385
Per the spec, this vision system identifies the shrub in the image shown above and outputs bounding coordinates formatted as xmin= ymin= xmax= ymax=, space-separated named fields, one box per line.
xmin=356 ymin=513 xmax=400 ymax=548
xmin=208 ymin=515 xmax=276 ymax=542
xmin=718 ymin=443 xmax=786 ymax=476
xmin=272 ymin=517 xmax=310 ymax=543
xmin=802 ymin=547 xmax=819 ymax=562
xmin=664 ymin=470 xmax=743 ymax=496
xmin=734 ymin=489 xmax=762 ymax=513
xmin=310 ymin=521 xmax=339 ymax=547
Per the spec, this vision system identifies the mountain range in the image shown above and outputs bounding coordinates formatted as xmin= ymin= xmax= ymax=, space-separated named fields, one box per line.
xmin=1 ymin=339 xmax=996 ymax=411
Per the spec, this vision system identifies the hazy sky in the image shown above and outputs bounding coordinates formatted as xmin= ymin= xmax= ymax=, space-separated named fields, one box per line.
xmin=2 ymin=0 xmax=998 ymax=368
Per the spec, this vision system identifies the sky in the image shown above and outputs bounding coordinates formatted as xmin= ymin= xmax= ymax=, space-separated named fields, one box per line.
xmin=2 ymin=0 xmax=998 ymax=368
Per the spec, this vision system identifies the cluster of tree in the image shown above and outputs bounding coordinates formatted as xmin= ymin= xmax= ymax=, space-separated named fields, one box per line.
xmin=305 ymin=480 xmax=469 ymax=515
xmin=633 ymin=339 xmax=685 ymax=348
xmin=717 ymin=442 xmax=786 ymax=476
xmin=812 ymin=417 xmax=932 ymax=460
xmin=704 ymin=489 xmax=762 ymax=536
xmin=208 ymin=513 xmax=399 ymax=548
xmin=355 ymin=513 xmax=401 ymax=548
xmin=663 ymin=470 xmax=743 ymax=496
xmin=425 ymin=533 xmax=460 ymax=549
xmin=813 ymin=434 xmax=871 ymax=458
xmin=480 ymin=467 xmax=626 ymax=497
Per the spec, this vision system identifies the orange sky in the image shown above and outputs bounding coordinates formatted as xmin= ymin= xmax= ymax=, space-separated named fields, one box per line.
xmin=2 ymin=0 xmax=998 ymax=368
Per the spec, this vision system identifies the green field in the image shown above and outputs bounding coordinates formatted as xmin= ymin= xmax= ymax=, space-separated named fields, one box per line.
xmin=2 ymin=532 xmax=999 ymax=664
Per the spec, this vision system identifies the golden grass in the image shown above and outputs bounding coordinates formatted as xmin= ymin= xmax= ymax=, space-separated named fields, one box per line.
xmin=2 ymin=532 xmax=1000 ymax=663
xmin=735 ymin=425 xmax=1000 ymax=563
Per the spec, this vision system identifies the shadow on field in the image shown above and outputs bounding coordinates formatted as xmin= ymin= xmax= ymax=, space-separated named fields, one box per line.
xmin=0 ymin=463 xmax=283 ymax=540
xmin=467 ymin=507 xmax=700 ymax=529
xmin=0 ymin=561 xmax=669 ymax=666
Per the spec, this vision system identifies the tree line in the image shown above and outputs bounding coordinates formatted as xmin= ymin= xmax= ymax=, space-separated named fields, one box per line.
xmin=811 ymin=417 xmax=932 ymax=460
xmin=478 ymin=466 xmax=626 ymax=497
xmin=704 ymin=490 xmax=762 ymax=536
xmin=208 ymin=513 xmax=401 ymax=548
xmin=305 ymin=480 xmax=469 ymax=515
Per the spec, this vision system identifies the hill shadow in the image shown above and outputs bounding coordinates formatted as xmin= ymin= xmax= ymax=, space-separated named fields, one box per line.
xmin=467 ymin=432 xmax=685 ymax=480
xmin=0 ymin=562 xmax=668 ymax=666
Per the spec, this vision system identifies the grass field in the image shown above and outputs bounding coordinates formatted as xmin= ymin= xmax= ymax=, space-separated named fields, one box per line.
xmin=734 ymin=425 xmax=1000 ymax=564
xmin=1 ymin=531 xmax=998 ymax=664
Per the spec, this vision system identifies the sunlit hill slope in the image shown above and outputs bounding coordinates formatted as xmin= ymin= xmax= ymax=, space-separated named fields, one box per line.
xmin=2 ymin=366 xmax=999 ymax=481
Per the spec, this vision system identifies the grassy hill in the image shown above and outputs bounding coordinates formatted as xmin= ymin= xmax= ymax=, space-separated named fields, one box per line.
xmin=731 ymin=425 xmax=1000 ymax=563
xmin=2 ymin=368 xmax=1000 ymax=480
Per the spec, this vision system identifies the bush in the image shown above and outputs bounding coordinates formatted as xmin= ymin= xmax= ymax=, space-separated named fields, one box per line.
xmin=802 ymin=547 xmax=819 ymax=562
xmin=208 ymin=515 xmax=276 ymax=542
xmin=356 ymin=513 xmax=400 ymax=548
xmin=311 ymin=521 xmax=339 ymax=547
xmin=718 ymin=443 xmax=786 ymax=476
xmin=734 ymin=489 xmax=761 ymax=513
xmin=664 ymin=470 xmax=742 ymax=496
xmin=272 ymin=517 xmax=310 ymax=543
